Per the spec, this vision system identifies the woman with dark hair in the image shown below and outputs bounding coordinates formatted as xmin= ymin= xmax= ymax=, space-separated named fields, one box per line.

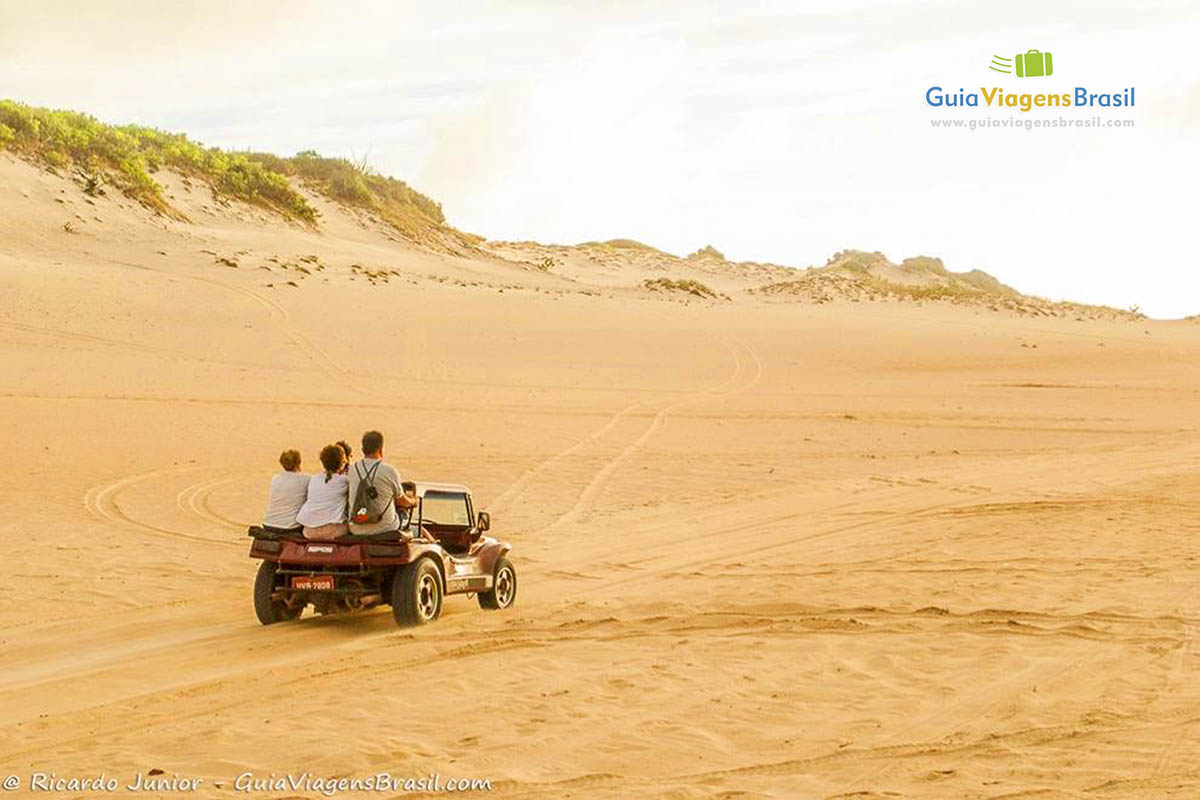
xmin=335 ymin=440 xmax=353 ymax=474
xmin=296 ymin=444 xmax=350 ymax=540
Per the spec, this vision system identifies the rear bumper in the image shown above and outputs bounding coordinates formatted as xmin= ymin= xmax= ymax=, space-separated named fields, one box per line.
xmin=249 ymin=539 xmax=419 ymax=566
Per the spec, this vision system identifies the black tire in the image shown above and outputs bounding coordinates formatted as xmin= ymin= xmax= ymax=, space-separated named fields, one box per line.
xmin=392 ymin=559 xmax=443 ymax=627
xmin=478 ymin=557 xmax=517 ymax=610
xmin=254 ymin=561 xmax=302 ymax=625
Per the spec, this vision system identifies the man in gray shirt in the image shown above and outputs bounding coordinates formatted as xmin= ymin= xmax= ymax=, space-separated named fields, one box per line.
xmin=347 ymin=430 xmax=421 ymax=537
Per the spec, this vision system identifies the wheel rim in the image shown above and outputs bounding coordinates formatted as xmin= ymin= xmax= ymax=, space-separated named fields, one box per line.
xmin=495 ymin=567 xmax=514 ymax=607
xmin=417 ymin=572 xmax=439 ymax=620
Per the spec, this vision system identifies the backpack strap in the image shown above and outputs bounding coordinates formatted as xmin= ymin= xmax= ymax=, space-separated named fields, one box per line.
xmin=355 ymin=460 xmax=381 ymax=484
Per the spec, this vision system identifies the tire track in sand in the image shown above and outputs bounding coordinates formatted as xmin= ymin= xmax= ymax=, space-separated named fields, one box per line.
xmin=485 ymin=401 xmax=647 ymax=515
xmin=83 ymin=468 xmax=236 ymax=546
xmin=544 ymin=337 xmax=762 ymax=530
xmin=0 ymin=622 xmax=551 ymax=763
xmin=186 ymin=273 xmax=350 ymax=385
xmin=1142 ymin=571 xmax=1200 ymax=798
xmin=174 ymin=474 xmax=252 ymax=531
xmin=487 ymin=336 xmax=759 ymax=519
xmin=102 ymin=257 xmax=348 ymax=385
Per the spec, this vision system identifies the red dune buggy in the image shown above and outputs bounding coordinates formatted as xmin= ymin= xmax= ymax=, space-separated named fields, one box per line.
xmin=248 ymin=482 xmax=515 ymax=627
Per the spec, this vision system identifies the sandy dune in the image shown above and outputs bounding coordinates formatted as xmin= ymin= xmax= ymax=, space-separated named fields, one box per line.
xmin=2 ymin=151 xmax=1199 ymax=798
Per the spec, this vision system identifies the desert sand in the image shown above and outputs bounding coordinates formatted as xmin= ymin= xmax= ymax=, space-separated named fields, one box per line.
xmin=2 ymin=149 xmax=1199 ymax=799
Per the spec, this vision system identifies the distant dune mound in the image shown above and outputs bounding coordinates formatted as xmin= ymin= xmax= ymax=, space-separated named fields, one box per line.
xmin=482 ymin=239 xmax=796 ymax=291
xmin=815 ymin=250 xmax=1019 ymax=295
xmin=486 ymin=240 xmax=1143 ymax=319
xmin=752 ymin=250 xmax=1141 ymax=321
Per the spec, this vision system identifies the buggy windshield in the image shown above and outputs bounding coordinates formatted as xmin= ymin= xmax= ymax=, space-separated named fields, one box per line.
xmin=421 ymin=491 xmax=472 ymax=528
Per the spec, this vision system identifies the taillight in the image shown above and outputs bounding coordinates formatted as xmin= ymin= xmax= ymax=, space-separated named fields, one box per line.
xmin=251 ymin=540 xmax=282 ymax=555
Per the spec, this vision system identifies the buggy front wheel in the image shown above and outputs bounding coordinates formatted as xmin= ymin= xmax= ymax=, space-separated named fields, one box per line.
xmin=478 ymin=557 xmax=517 ymax=610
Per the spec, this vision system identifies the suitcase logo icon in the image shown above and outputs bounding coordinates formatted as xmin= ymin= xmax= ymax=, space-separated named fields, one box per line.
xmin=989 ymin=50 xmax=1054 ymax=78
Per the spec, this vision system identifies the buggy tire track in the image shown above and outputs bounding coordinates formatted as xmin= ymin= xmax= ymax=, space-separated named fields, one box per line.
xmin=175 ymin=474 xmax=250 ymax=531
xmin=84 ymin=468 xmax=235 ymax=546
xmin=546 ymin=338 xmax=760 ymax=529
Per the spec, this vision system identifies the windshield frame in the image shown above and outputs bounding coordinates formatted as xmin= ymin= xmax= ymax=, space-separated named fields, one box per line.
xmin=419 ymin=490 xmax=474 ymax=529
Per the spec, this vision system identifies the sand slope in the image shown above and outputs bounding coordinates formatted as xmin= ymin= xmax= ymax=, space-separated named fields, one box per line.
xmin=2 ymin=152 xmax=1200 ymax=798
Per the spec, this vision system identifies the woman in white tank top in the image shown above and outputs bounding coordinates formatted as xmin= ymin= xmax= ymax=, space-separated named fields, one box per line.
xmin=296 ymin=444 xmax=350 ymax=540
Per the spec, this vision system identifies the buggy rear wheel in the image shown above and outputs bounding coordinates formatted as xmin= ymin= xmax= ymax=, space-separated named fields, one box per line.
xmin=254 ymin=561 xmax=302 ymax=625
xmin=478 ymin=557 xmax=517 ymax=610
xmin=392 ymin=559 xmax=443 ymax=627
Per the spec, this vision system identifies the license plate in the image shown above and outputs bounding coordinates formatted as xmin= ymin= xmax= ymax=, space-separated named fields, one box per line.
xmin=292 ymin=575 xmax=335 ymax=591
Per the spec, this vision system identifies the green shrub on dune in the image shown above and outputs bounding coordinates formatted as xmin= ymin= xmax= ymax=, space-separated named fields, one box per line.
xmin=0 ymin=100 xmax=445 ymax=232
xmin=600 ymin=239 xmax=663 ymax=252
xmin=957 ymin=269 xmax=1018 ymax=295
xmin=643 ymin=277 xmax=727 ymax=300
xmin=0 ymin=101 xmax=317 ymax=220
xmin=825 ymin=249 xmax=888 ymax=274
xmin=247 ymin=150 xmax=445 ymax=226
xmin=898 ymin=255 xmax=948 ymax=275
xmin=687 ymin=244 xmax=726 ymax=261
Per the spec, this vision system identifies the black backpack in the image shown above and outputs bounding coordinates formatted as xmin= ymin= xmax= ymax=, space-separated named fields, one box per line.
xmin=351 ymin=461 xmax=389 ymax=524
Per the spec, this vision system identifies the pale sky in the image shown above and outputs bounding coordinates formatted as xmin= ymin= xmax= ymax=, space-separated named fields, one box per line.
xmin=3 ymin=0 xmax=1198 ymax=317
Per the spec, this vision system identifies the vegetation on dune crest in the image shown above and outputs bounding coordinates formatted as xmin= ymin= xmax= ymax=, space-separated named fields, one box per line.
xmin=244 ymin=150 xmax=444 ymax=226
xmin=643 ymin=277 xmax=728 ymax=300
xmin=573 ymin=239 xmax=674 ymax=257
xmin=956 ymin=269 xmax=1018 ymax=295
xmin=597 ymin=239 xmax=659 ymax=251
xmin=899 ymin=255 xmax=949 ymax=275
xmin=0 ymin=100 xmax=444 ymax=231
xmin=0 ymin=100 xmax=314 ymax=220
xmin=688 ymin=244 xmax=726 ymax=261
xmin=825 ymin=249 xmax=889 ymax=274
xmin=820 ymin=249 xmax=1020 ymax=296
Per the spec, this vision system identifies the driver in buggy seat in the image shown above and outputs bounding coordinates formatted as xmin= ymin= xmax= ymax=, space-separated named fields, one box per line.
xmin=347 ymin=430 xmax=433 ymax=543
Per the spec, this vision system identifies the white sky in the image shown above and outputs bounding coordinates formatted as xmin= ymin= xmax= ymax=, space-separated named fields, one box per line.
xmin=2 ymin=0 xmax=1198 ymax=317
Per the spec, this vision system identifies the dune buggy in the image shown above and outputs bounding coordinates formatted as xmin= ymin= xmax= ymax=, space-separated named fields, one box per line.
xmin=247 ymin=482 xmax=515 ymax=627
